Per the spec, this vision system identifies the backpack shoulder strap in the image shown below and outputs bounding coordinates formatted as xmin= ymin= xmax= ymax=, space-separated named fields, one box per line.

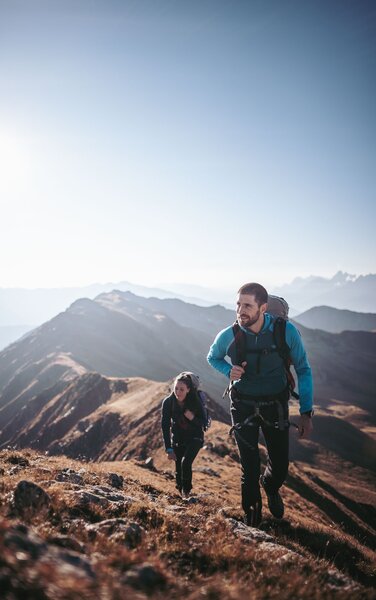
xmin=272 ymin=317 xmax=290 ymax=361
xmin=272 ymin=317 xmax=300 ymax=399
xmin=232 ymin=322 xmax=247 ymax=365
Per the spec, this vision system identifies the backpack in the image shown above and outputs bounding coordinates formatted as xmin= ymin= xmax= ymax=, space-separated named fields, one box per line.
xmin=179 ymin=371 xmax=212 ymax=431
xmin=232 ymin=296 xmax=299 ymax=399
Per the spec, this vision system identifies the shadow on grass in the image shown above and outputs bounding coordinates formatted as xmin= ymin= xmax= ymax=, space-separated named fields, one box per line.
xmin=309 ymin=474 xmax=376 ymax=532
xmin=263 ymin=519 xmax=375 ymax=587
xmin=286 ymin=473 xmax=376 ymax=550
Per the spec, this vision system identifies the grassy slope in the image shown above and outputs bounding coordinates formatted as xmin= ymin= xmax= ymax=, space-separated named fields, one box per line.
xmin=0 ymin=421 xmax=375 ymax=599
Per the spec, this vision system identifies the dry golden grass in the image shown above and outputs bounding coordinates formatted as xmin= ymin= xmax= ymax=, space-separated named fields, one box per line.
xmin=0 ymin=445 xmax=375 ymax=600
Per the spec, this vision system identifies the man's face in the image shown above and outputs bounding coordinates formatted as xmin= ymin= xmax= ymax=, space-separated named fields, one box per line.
xmin=236 ymin=293 xmax=266 ymax=329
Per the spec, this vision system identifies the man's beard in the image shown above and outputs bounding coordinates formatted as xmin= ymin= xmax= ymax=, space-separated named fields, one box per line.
xmin=238 ymin=309 xmax=261 ymax=329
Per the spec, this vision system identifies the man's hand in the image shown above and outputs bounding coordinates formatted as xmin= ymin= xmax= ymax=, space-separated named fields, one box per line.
xmin=167 ymin=450 xmax=176 ymax=461
xmin=184 ymin=409 xmax=195 ymax=421
xmin=230 ymin=361 xmax=247 ymax=380
xmin=298 ymin=414 xmax=313 ymax=439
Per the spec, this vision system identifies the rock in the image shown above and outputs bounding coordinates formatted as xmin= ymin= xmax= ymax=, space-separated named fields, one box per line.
xmin=3 ymin=522 xmax=96 ymax=581
xmin=144 ymin=457 xmax=156 ymax=471
xmin=48 ymin=535 xmax=85 ymax=554
xmin=7 ymin=454 xmax=30 ymax=467
xmin=8 ymin=466 xmax=22 ymax=475
xmin=13 ymin=480 xmax=51 ymax=517
xmin=72 ymin=490 xmax=110 ymax=508
xmin=195 ymin=467 xmax=220 ymax=477
xmin=40 ymin=549 xmax=95 ymax=580
xmin=86 ymin=518 xmax=145 ymax=548
xmin=4 ymin=524 xmax=47 ymax=559
xmin=55 ymin=468 xmax=84 ymax=485
xmin=89 ymin=485 xmax=128 ymax=502
xmin=210 ymin=443 xmax=230 ymax=458
xmin=258 ymin=541 xmax=301 ymax=562
xmin=226 ymin=518 xmax=275 ymax=543
xmin=107 ymin=473 xmax=124 ymax=489
xmin=70 ymin=486 xmax=134 ymax=509
xmin=123 ymin=562 xmax=166 ymax=592
xmin=325 ymin=568 xmax=359 ymax=591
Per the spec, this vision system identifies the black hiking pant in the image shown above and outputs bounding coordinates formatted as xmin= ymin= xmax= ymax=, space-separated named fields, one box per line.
xmin=230 ymin=388 xmax=289 ymax=514
xmin=173 ymin=438 xmax=203 ymax=495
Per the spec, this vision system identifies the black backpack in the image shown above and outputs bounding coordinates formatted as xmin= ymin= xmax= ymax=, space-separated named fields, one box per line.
xmin=179 ymin=371 xmax=212 ymax=431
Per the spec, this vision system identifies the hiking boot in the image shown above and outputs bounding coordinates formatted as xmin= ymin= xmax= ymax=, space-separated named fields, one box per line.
xmin=244 ymin=501 xmax=262 ymax=527
xmin=260 ymin=475 xmax=284 ymax=519
xmin=181 ymin=490 xmax=191 ymax=500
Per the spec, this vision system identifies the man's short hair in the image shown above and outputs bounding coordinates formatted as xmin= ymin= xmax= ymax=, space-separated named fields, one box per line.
xmin=237 ymin=283 xmax=268 ymax=307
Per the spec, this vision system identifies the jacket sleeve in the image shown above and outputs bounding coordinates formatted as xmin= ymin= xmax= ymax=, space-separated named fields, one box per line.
xmin=161 ymin=396 xmax=172 ymax=450
xmin=207 ymin=327 xmax=234 ymax=378
xmin=285 ymin=322 xmax=313 ymax=413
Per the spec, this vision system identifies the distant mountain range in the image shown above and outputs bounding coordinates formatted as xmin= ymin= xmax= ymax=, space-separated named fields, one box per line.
xmin=294 ymin=306 xmax=376 ymax=334
xmin=0 ymin=280 xmax=216 ymax=330
xmin=274 ymin=271 xmax=376 ymax=312
xmin=0 ymin=291 xmax=232 ymax=422
xmin=0 ymin=290 xmax=375 ymax=438
xmin=1 ymin=272 xmax=375 ymax=348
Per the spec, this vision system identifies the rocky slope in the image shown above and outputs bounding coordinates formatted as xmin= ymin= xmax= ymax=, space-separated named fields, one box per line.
xmin=0 ymin=433 xmax=374 ymax=600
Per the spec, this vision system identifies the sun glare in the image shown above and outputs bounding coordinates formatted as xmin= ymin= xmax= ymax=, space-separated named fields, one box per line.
xmin=0 ymin=132 xmax=33 ymax=194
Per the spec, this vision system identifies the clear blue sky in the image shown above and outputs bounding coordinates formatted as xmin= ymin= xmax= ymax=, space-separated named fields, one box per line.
xmin=1 ymin=0 xmax=375 ymax=290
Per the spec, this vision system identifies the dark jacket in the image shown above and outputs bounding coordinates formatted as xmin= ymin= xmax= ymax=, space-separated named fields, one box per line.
xmin=161 ymin=393 xmax=204 ymax=450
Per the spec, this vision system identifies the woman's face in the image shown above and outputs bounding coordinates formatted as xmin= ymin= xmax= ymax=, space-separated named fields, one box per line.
xmin=174 ymin=380 xmax=190 ymax=402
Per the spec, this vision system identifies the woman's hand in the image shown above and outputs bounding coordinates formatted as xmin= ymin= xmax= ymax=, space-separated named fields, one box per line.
xmin=184 ymin=409 xmax=195 ymax=421
xmin=167 ymin=451 xmax=176 ymax=461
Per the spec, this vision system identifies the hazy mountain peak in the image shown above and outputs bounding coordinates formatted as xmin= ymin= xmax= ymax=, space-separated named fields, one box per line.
xmin=332 ymin=271 xmax=357 ymax=285
xmin=275 ymin=272 xmax=376 ymax=312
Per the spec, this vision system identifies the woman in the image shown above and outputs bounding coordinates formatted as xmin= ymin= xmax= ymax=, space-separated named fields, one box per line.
xmin=161 ymin=373 xmax=205 ymax=499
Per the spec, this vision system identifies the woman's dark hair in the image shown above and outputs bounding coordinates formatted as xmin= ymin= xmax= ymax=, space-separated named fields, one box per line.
xmin=174 ymin=374 xmax=201 ymax=415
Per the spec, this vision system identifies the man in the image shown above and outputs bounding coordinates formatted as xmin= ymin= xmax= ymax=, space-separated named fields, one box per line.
xmin=207 ymin=282 xmax=313 ymax=526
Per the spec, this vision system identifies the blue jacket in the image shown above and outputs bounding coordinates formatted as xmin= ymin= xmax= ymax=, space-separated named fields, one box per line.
xmin=207 ymin=314 xmax=313 ymax=413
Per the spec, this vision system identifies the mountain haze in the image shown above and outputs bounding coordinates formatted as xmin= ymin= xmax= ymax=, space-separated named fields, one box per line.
xmin=294 ymin=306 xmax=376 ymax=333
xmin=0 ymin=281 xmax=215 ymax=332
xmin=0 ymin=290 xmax=375 ymax=449
xmin=274 ymin=271 xmax=376 ymax=312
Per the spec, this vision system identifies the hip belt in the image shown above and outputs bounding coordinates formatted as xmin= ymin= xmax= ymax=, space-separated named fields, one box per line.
xmin=229 ymin=386 xmax=290 ymax=437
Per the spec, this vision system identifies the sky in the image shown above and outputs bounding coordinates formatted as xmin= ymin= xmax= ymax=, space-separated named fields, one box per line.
xmin=0 ymin=0 xmax=375 ymax=291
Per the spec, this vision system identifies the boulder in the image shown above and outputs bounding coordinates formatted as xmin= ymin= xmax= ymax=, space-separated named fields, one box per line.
xmin=107 ymin=473 xmax=124 ymax=489
xmin=13 ymin=480 xmax=51 ymax=517
xmin=123 ymin=562 xmax=166 ymax=592
xmin=86 ymin=518 xmax=145 ymax=548
xmin=55 ymin=468 xmax=84 ymax=485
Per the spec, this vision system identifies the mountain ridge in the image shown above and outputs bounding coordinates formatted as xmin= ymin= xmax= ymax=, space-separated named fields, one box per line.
xmin=294 ymin=305 xmax=376 ymax=333
xmin=275 ymin=271 xmax=376 ymax=312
